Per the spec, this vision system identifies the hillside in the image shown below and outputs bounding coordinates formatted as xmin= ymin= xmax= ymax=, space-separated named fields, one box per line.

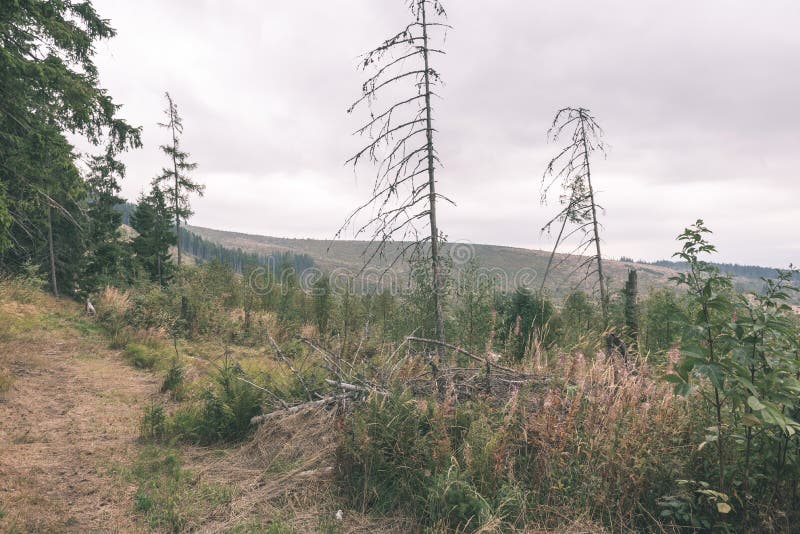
xmin=185 ymin=224 xmax=784 ymax=299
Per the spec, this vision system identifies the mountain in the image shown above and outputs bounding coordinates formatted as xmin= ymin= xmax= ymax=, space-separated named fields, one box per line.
xmin=183 ymin=225 xmax=795 ymax=301
xmin=183 ymin=225 xmax=671 ymax=297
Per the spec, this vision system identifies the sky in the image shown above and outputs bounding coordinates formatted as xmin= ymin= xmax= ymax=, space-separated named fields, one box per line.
xmin=90 ymin=0 xmax=799 ymax=267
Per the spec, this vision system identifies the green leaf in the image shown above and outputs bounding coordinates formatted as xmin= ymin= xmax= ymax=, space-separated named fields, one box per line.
xmin=741 ymin=413 xmax=761 ymax=427
xmin=747 ymin=396 xmax=765 ymax=411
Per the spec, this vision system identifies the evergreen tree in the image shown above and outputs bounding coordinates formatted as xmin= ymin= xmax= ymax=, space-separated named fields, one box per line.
xmin=341 ymin=0 xmax=451 ymax=350
xmin=453 ymin=258 xmax=494 ymax=351
xmin=152 ymin=92 xmax=203 ymax=267
xmin=81 ymin=147 xmax=132 ymax=293
xmin=131 ymin=187 xmax=175 ymax=285
xmin=0 ymin=0 xmax=140 ymax=258
xmin=312 ymin=275 xmax=333 ymax=337
xmin=559 ymin=290 xmax=599 ymax=347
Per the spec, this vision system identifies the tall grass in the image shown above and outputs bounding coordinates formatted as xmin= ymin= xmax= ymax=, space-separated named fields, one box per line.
xmin=338 ymin=353 xmax=698 ymax=532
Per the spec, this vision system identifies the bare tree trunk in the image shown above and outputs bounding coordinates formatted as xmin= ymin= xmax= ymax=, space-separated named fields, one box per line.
xmin=171 ymin=111 xmax=182 ymax=267
xmin=579 ymin=113 xmax=607 ymax=325
xmin=541 ymin=108 xmax=608 ymax=318
xmin=47 ymin=205 xmax=58 ymax=297
xmin=421 ymin=2 xmax=445 ymax=349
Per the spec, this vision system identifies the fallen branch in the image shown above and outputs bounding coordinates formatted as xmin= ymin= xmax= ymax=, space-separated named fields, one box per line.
xmin=267 ymin=330 xmax=313 ymax=401
xmin=325 ymin=378 xmax=388 ymax=396
xmin=405 ymin=336 xmax=529 ymax=376
xmin=236 ymin=376 xmax=288 ymax=409
xmin=250 ymin=394 xmax=352 ymax=425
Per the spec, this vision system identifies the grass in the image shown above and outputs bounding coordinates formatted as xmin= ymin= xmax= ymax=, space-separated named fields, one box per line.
xmin=0 ymin=368 xmax=14 ymax=395
xmin=125 ymin=446 xmax=232 ymax=532
xmin=123 ymin=341 xmax=171 ymax=370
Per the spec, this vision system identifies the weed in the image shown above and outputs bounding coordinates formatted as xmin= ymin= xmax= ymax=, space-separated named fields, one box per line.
xmin=161 ymin=357 xmax=186 ymax=400
xmin=140 ymin=402 xmax=167 ymax=441
xmin=128 ymin=446 xmax=232 ymax=532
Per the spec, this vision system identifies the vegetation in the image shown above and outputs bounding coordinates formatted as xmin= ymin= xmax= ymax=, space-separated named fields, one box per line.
xmin=0 ymin=0 xmax=796 ymax=532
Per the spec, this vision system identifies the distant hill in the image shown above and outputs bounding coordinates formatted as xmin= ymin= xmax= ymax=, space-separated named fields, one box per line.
xmin=184 ymin=224 xmax=799 ymax=303
xmin=183 ymin=225 xmax=678 ymax=298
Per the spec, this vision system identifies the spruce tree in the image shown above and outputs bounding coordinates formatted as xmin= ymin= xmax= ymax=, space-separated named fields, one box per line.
xmin=131 ymin=187 xmax=175 ymax=285
xmin=152 ymin=92 xmax=203 ymax=267
xmin=340 ymin=0 xmax=451 ymax=349
xmin=82 ymin=147 xmax=132 ymax=292
xmin=0 ymin=0 xmax=140 ymax=261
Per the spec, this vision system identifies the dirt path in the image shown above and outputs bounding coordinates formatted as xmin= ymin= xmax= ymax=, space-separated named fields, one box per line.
xmin=0 ymin=301 xmax=159 ymax=533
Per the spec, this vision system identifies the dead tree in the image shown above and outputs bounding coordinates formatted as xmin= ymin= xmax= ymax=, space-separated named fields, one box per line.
xmin=540 ymin=107 xmax=609 ymax=325
xmin=338 ymin=0 xmax=451 ymax=349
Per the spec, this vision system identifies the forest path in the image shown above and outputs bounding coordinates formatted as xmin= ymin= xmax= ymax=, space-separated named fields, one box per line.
xmin=0 ymin=298 xmax=159 ymax=533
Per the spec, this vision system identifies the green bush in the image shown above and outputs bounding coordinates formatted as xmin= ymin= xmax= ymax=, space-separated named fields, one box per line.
xmin=140 ymin=402 xmax=167 ymax=441
xmin=161 ymin=358 xmax=186 ymax=400
xmin=167 ymin=358 xmax=263 ymax=445
xmin=425 ymin=461 xmax=489 ymax=530
xmin=123 ymin=343 xmax=163 ymax=370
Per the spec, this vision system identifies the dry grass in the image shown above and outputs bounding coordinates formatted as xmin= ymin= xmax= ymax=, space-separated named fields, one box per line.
xmin=184 ymin=404 xmax=413 ymax=533
xmin=97 ymin=285 xmax=131 ymax=315
xmin=518 ymin=351 xmax=692 ymax=530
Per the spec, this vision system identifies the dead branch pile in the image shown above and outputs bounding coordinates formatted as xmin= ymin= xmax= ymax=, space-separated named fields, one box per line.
xmin=249 ymin=334 xmax=549 ymax=426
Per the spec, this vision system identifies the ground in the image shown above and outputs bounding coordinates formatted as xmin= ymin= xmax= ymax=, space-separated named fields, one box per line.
xmin=0 ymin=290 xmax=404 ymax=533
xmin=0 ymin=298 xmax=158 ymax=533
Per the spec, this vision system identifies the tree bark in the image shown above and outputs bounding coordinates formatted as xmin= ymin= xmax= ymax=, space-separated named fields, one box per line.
xmin=421 ymin=1 xmax=445 ymax=351
xmin=170 ymin=97 xmax=182 ymax=267
xmin=580 ymin=111 xmax=607 ymax=325
xmin=47 ymin=205 xmax=58 ymax=297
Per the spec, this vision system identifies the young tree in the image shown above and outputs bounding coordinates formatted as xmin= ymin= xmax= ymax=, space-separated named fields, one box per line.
xmin=82 ymin=147 xmax=132 ymax=292
xmin=131 ymin=187 xmax=175 ymax=286
xmin=540 ymin=108 xmax=609 ymax=324
xmin=623 ymin=268 xmax=639 ymax=349
xmin=153 ymin=92 xmax=203 ymax=267
xmin=312 ymin=274 xmax=333 ymax=337
xmin=339 ymin=0 xmax=451 ymax=348
xmin=453 ymin=258 xmax=494 ymax=351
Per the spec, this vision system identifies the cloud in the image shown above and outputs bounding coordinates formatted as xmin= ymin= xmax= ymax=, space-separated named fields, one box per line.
xmin=91 ymin=0 xmax=799 ymax=267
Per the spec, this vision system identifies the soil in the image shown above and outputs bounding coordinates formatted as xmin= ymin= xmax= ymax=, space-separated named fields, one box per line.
xmin=0 ymin=301 xmax=159 ymax=533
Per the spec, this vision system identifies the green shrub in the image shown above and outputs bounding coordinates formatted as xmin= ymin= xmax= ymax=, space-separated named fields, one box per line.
xmin=140 ymin=402 xmax=167 ymax=441
xmin=425 ymin=461 xmax=489 ymax=531
xmin=161 ymin=358 xmax=186 ymax=400
xmin=167 ymin=358 xmax=263 ymax=445
xmin=338 ymin=390 xmax=448 ymax=515
xmin=123 ymin=343 xmax=161 ymax=369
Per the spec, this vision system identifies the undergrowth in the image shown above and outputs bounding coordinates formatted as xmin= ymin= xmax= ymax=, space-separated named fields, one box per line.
xmin=127 ymin=446 xmax=232 ymax=532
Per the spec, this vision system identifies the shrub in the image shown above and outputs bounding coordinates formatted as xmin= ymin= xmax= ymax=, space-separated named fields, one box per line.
xmin=0 ymin=264 xmax=47 ymax=304
xmin=161 ymin=358 xmax=186 ymax=400
xmin=425 ymin=461 xmax=489 ymax=531
xmin=123 ymin=343 xmax=162 ymax=370
xmin=167 ymin=357 xmax=264 ymax=445
xmin=140 ymin=402 xmax=167 ymax=441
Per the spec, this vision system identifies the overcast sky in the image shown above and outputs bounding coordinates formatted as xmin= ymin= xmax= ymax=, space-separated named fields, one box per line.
xmin=90 ymin=0 xmax=799 ymax=267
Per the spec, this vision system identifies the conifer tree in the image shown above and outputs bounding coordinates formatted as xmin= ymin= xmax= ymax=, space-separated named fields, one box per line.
xmin=153 ymin=92 xmax=203 ymax=267
xmin=82 ymin=147 xmax=131 ymax=292
xmin=0 ymin=0 xmax=140 ymax=260
xmin=540 ymin=107 xmax=609 ymax=325
xmin=131 ymin=187 xmax=175 ymax=286
xmin=340 ymin=0 xmax=451 ymax=348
